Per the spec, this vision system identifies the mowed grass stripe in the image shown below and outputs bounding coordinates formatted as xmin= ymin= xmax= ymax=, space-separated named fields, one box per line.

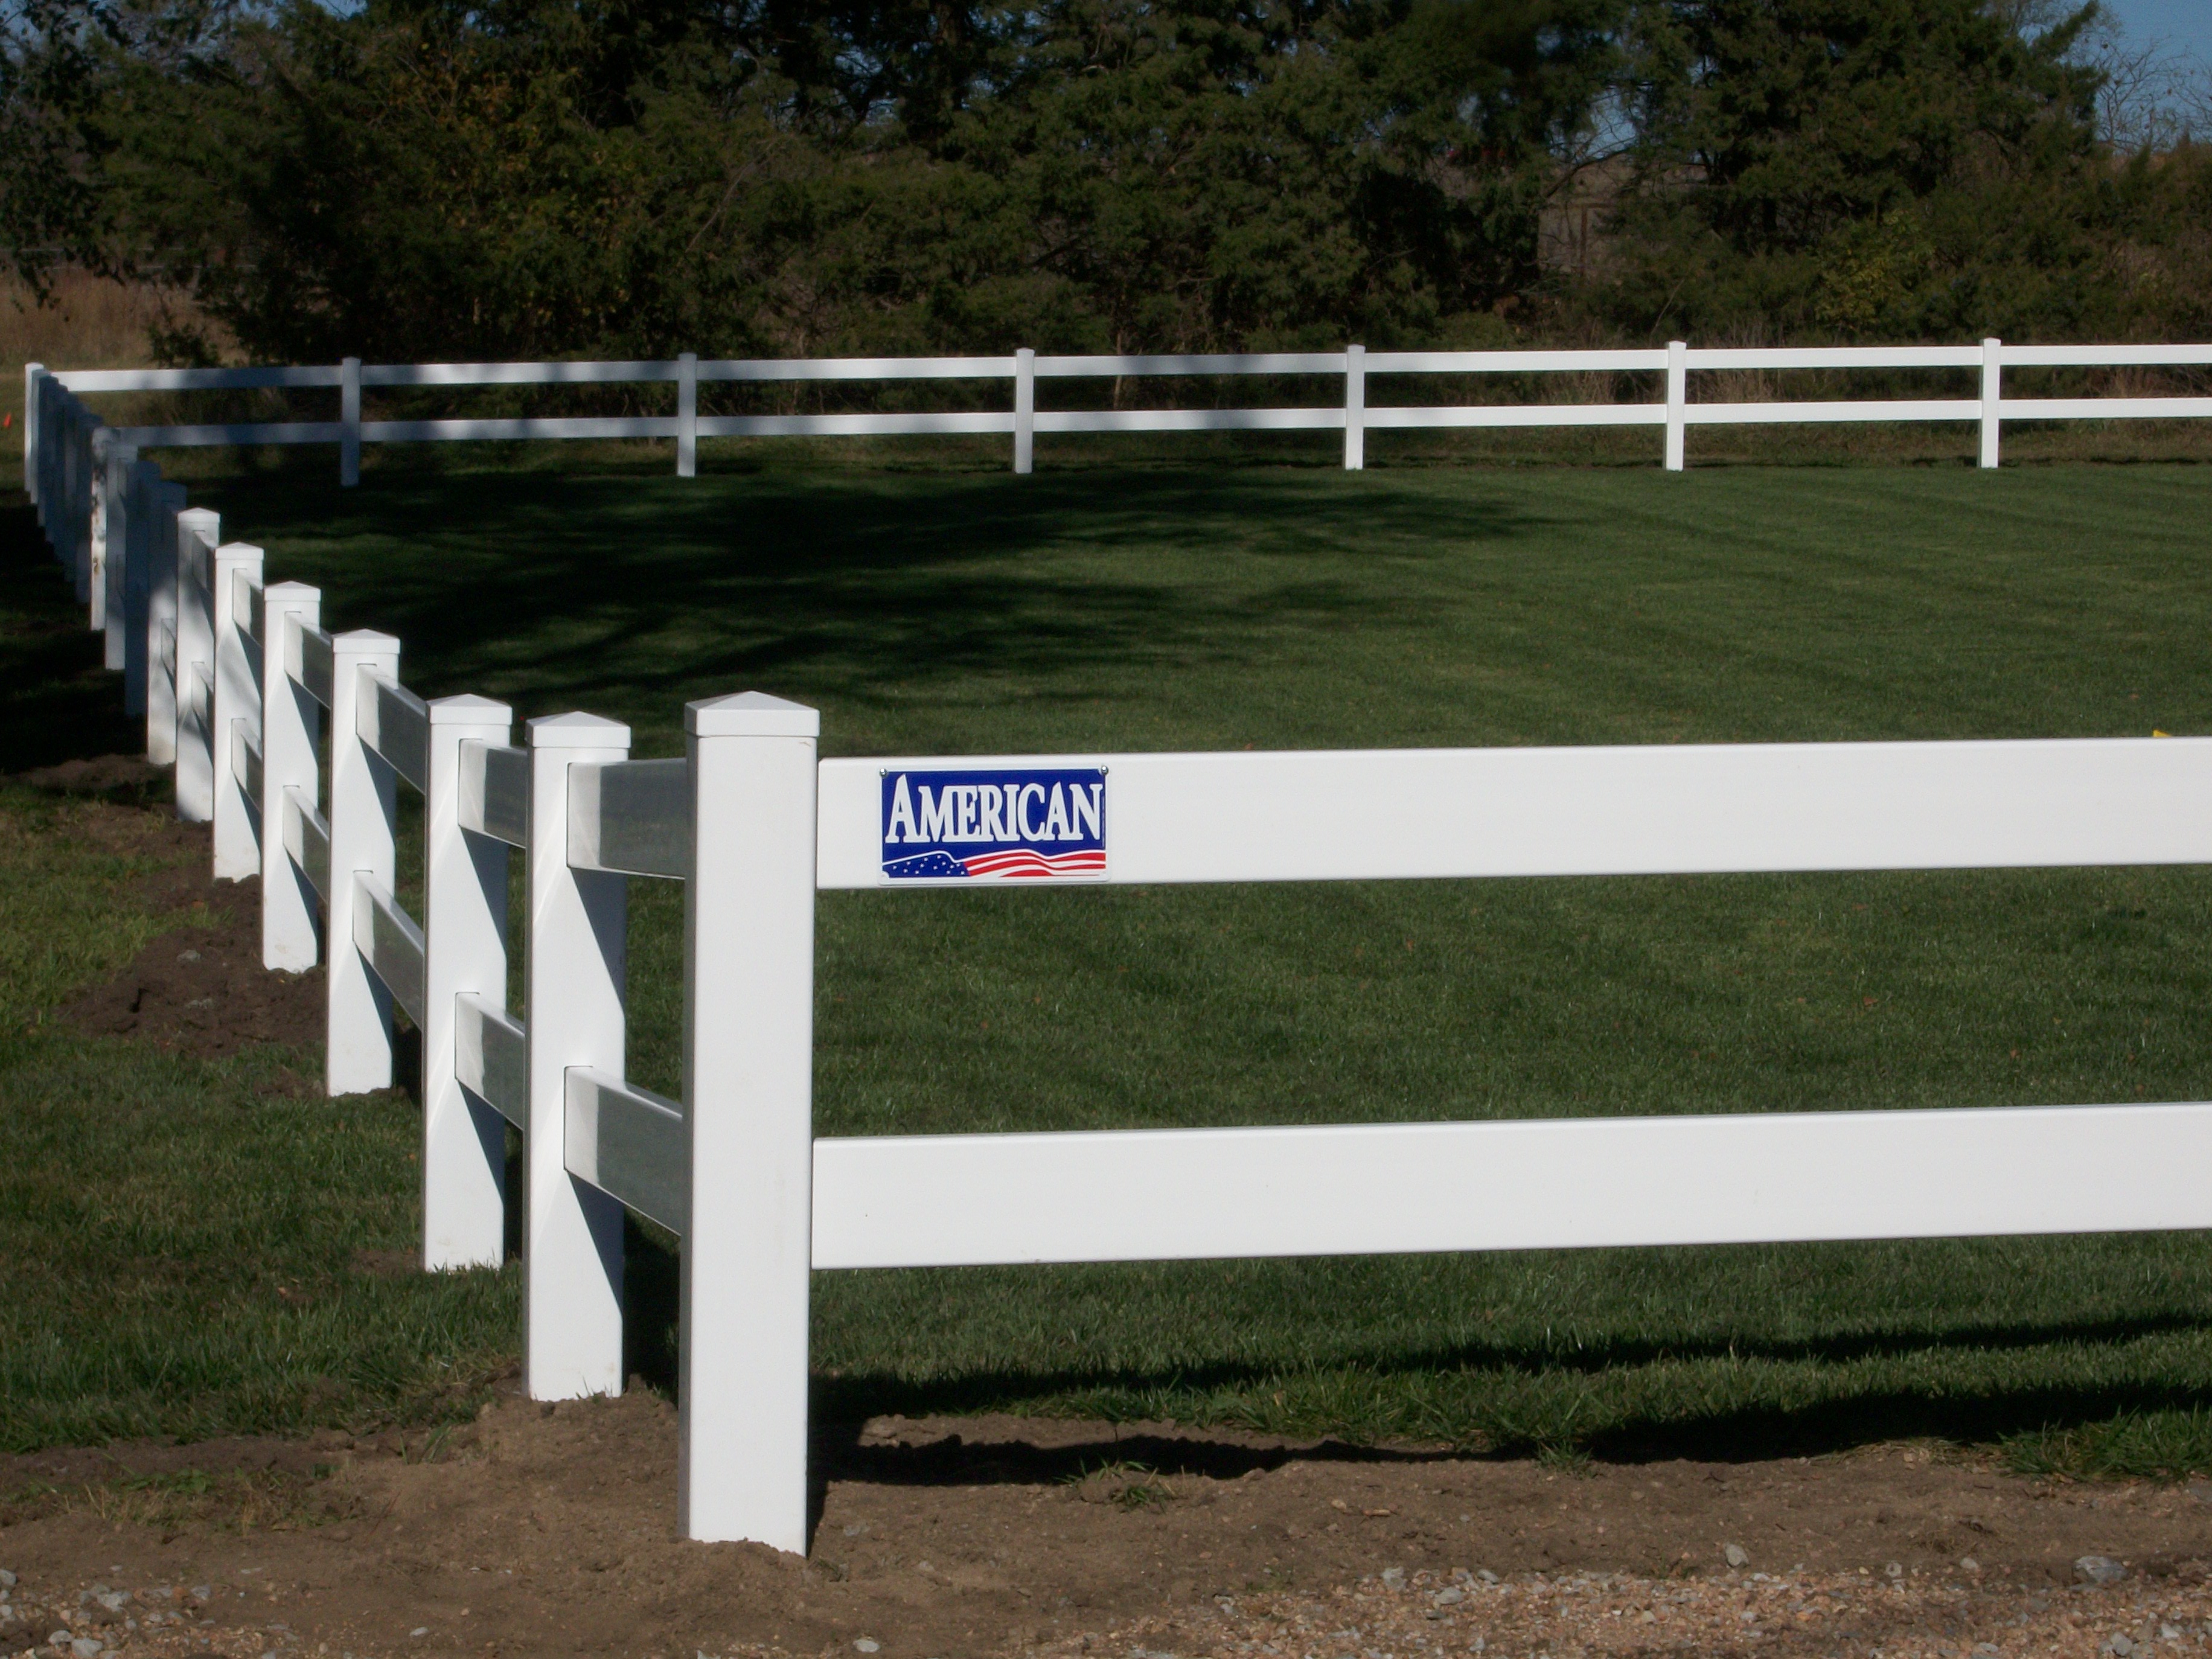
xmin=5 ymin=461 xmax=2211 ymax=1471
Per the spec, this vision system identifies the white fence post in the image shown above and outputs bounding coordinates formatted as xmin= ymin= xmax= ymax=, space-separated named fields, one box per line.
xmin=1980 ymin=338 xmax=2003 ymax=470
xmin=1343 ymin=344 xmax=1366 ymax=471
xmin=145 ymin=482 xmax=187 ymax=766
xmin=523 ymin=712 xmax=629 ymax=1400
xmin=211 ymin=541 xmax=266 ymax=879
xmin=122 ymin=462 xmax=159 ymax=720
xmin=340 ymin=357 xmax=362 ymax=487
xmin=75 ymin=408 xmax=95 ymax=599
xmin=679 ymin=691 xmax=820 ymax=1551
xmin=1013 ymin=348 xmax=1035 ymax=475
xmin=1664 ymin=340 xmax=1688 ymax=472
xmin=24 ymin=363 xmax=42 ymax=511
xmin=327 ymin=629 xmax=402 ymax=1095
xmin=45 ymin=379 xmax=64 ymax=542
xmin=87 ymin=427 xmax=109 ymax=636
xmin=423 ymin=694 xmax=517 ymax=1271
xmin=260 ymin=582 xmax=323 ymax=971
xmin=101 ymin=441 xmax=136 ymax=671
xmin=41 ymin=376 xmax=60 ymax=540
xmin=68 ymin=404 xmax=92 ymax=603
xmin=677 ymin=353 xmax=698 ymax=479
xmin=173 ymin=508 xmax=220 ymax=824
xmin=48 ymin=382 xmax=67 ymax=546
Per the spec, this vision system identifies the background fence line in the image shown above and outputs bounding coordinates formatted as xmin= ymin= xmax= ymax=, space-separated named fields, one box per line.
xmin=31 ymin=339 xmax=2212 ymax=482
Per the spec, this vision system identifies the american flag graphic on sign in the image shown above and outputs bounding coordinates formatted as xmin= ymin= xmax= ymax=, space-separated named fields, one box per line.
xmin=880 ymin=768 xmax=1107 ymax=882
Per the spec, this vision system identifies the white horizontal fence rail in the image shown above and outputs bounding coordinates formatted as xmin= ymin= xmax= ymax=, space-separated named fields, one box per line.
xmin=817 ymin=737 xmax=2212 ymax=886
xmin=33 ymin=339 xmax=2212 ymax=483
xmin=29 ymin=363 xmax=2212 ymax=1558
xmin=809 ymin=1103 xmax=2212 ymax=1269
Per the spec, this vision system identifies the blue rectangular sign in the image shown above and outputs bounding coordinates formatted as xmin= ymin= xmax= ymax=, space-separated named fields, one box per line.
xmin=881 ymin=768 xmax=1107 ymax=881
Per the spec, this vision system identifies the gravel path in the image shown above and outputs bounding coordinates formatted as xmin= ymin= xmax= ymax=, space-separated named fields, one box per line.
xmin=7 ymin=1559 xmax=2211 ymax=1658
xmin=1035 ymin=1562 xmax=2212 ymax=1659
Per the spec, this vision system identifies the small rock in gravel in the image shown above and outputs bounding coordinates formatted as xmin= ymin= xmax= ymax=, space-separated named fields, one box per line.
xmin=69 ymin=1638 xmax=101 ymax=1659
xmin=2108 ymin=1636 xmax=2135 ymax=1657
xmin=1885 ymin=1562 xmax=1904 ymax=1578
xmin=0 ymin=1571 xmax=14 ymax=1588
xmin=1960 ymin=1556 xmax=1980 ymax=1572
xmin=854 ymin=1641 xmax=881 ymax=1654
xmin=1723 ymin=1543 xmax=1750 ymax=1568
xmin=410 ymin=1628 xmax=429 ymax=1638
xmin=1434 ymin=1587 xmax=1464 ymax=1606
xmin=1477 ymin=1569 xmax=1498 ymax=1584
xmin=1380 ymin=1568 xmax=1405 ymax=1588
xmin=2077 ymin=1556 xmax=2128 ymax=1586
xmin=191 ymin=1585 xmax=211 ymax=1603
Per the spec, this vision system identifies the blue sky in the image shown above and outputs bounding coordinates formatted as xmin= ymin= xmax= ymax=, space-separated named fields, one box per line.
xmin=2101 ymin=0 xmax=2212 ymax=60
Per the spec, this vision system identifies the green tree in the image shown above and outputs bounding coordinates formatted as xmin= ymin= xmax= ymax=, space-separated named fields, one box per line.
xmin=1592 ymin=0 xmax=2113 ymax=340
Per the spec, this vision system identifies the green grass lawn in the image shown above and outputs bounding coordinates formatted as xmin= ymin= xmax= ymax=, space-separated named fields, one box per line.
xmin=8 ymin=454 xmax=2212 ymax=1476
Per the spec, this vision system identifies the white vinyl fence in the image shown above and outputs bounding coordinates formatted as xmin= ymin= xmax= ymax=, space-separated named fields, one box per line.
xmin=26 ymin=372 xmax=2212 ymax=1555
xmin=31 ymin=337 xmax=2212 ymax=482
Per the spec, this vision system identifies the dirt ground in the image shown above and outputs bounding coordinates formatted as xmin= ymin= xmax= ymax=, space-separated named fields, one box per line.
xmin=4 ymin=1391 xmax=2212 ymax=1659
xmin=11 ymin=777 xmax=2212 ymax=1657
xmin=16 ymin=773 xmax=326 ymax=1063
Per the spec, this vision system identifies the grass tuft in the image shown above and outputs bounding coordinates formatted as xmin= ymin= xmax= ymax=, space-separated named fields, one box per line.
xmin=2004 ymin=1408 xmax=2212 ymax=1483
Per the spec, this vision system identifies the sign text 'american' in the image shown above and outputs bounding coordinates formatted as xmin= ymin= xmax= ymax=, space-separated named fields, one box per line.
xmin=881 ymin=768 xmax=1107 ymax=881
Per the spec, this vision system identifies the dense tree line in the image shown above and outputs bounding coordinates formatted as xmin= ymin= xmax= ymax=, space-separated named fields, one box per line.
xmin=1 ymin=0 xmax=2207 ymax=362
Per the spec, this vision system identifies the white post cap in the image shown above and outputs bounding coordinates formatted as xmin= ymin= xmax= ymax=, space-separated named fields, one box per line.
xmin=687 ymin=691 xmax=820 ymax=738
xmin=528 ymin=710 xmax=631 ymax=749
xmin=332 ymin=628 xmax=401 ymax=653
xmin=428 ymin=692 xmax=514 ymax=726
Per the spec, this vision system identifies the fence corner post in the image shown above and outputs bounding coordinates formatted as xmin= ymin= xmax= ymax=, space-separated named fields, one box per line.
xmin=1980 ymin=338 xmax=2003 ymax=470
xmin=679 ymin=689 xmax=819 ymax=1552
xmin=340 ymin=357 xmax=362 ymax=488
xmin=1012 ymin=348 xmax=1035 ymax=475
xmin=677 ymin=353 xmax=698 ymax=479
xmin=523 ymin=711 xmax=629 ymax=1401
xmin=424 ymin=693 xmax=516 ymax=1271
xmin=210 ymin=541 xmax=265 ymax=878
xmin=1343 ymin=344 xmax=1367 ymax=471
xmin=260 ymin=581 xmax=323 ymax=972
xmin=327 ymin=628 xmax=402 ymax=1095
xmin=1664 ymin=340 xmax=1688 ymax=472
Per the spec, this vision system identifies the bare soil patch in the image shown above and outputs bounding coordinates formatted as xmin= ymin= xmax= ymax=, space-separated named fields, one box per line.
xmin=4 ymin=1393 xmax=2211 ymax=1657
xmin=27 ymin=788 xmax=325 ymax=1061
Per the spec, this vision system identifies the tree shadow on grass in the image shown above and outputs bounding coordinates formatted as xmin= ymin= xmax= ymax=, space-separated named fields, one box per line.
xmin=804 ymin=1356 xmax=2212 ymax=1484
xmin=181 ymin=467 xmax=1553 ymax=742
xmin=0 ymin=506 xmax=145 ymax=772
xmin=798 ymin=1376 xmax=2212 ymax=1494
